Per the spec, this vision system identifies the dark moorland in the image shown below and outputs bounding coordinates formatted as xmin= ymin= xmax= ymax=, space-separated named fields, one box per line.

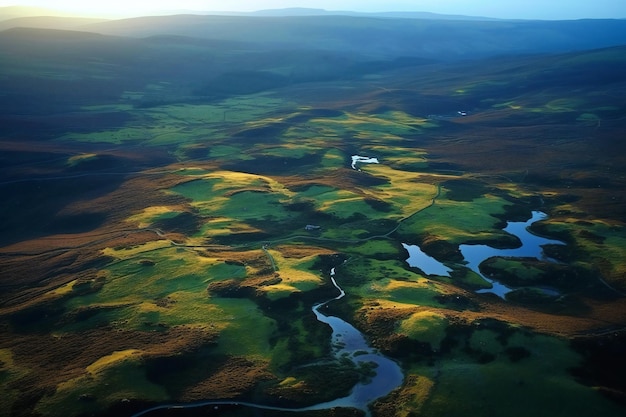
xmin=0 ymin=9 xmax=625 ymax=417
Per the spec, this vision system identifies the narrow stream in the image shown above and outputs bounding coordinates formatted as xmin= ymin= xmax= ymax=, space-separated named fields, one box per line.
xmin=132 ymin=268 xmax=403 ymax=417
xmin=306 ymin=268 xmax=404 ymax=415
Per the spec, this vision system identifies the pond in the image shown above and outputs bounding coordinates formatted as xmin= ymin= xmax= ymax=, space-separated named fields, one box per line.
xmin=459 ymin=211 xmax=565 ymax=298
xmin=351 ymin=155 xmax=379 ymax=170
xmin=402 ymin=211 xmax=565 ymax=298
xmin=402 ymin=243 xmax=453 ymax=277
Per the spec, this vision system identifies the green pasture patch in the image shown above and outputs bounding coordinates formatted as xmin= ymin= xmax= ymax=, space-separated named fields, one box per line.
xmin=282 ymin=125 xmax=322 ymax=141
xmin=60 ymin=94 xmax=284 ymax=146
xmin=425 ymin=359 xmax=618 ymax=417
xmin=298 ymin=168 xmax=436 ymax=229
xmin=143 ymin=130 xmax=195 ymax=146
xmin=256 ymin=145 xmax=312 ymax=159
xmin=147 ymin=103 xmax=229 ymax=124
xmin=123 ymin=292 xmax=225 ymax=329
xmin=206 ymin=262 xmax=247 ymax=281
xmin=468 ymin=329 xmax=502 ymax=355
xmin=174 ymin=171 xmax=291 ymax=197
xmin=398 ymin=310 xmax=448 ymax=350
xmin=257 ymin=251 xmax=325 ymax=301
xmin=101 ymin=240 xmax=173 ymax=261
xmin=455 ymin=269 xmax=493 ymax=289
xmin=69 ymin=245 xmax=220 ymax=308
xmin=345 ymin=240 xmax=401 ymax=258
xmin=363 ymin=146 xmax=429 ymax=171
xmin=297 ymin=185 xmax=336 ymax=198
xmin=173 ymin=167 xmax=213 ymax=176
xmin=59 ymin=240 xmax=265 ymax=332
xmin=307 ymin=111 xmax=424 ymax=142
xmin=343 ymin=258 xmax=422 ymax=285
xmin=220 ymin=94 xmax=286 ymax=123
xmin=397 ymin=188 xmax=509 ymax=245
xmin=320 ymin=148 xmax=345 ymax=168
xmin=209 ymin=145 xmax=246 ymax=158
xmin=126 ymin=206 xmax=184 ymax=228
xmin=196 ymin=217 xmax=263 ymax=239
xmin=377 ymin=110 xmax=438 ymax=127
xmin=218 ymin=191 xmax=293 ymax=222
xmin=365 ymin=278 xmax=448 ymax=308
xmin=423 ymin=331 xmax=622 ymax=417
xmin=58 ymin=124 xmax=192 ymax=145
xmin=317 ymin=189 xmax=386 ymax=220
xmin=212 ymin=298 xmax=277 ymax=357
xmin=546 ymin=218 xmax=626 ymax=291
xmin=143 ymin=94 xmax=284 ymax=125
xmin=482 ymin=258 xmax=544 ymax=284
xmin=35 ymin=350 xmax=168 ymax=417
xmin=58 ymin=127 xmax=143 ymax=144
xmin=171 ymin=177 xmax=222 ymax=202
xmin=364 ymin=165 xmax=439 ymax=218
xmin=173 ymin=175 xmax=298 ymax=225
xmin=295 ymin=185 xmax=385 ymax=223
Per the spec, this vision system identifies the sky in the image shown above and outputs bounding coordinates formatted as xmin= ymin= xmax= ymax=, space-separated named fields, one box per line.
xmin=2 ymin=0 xmax=626 ymax=20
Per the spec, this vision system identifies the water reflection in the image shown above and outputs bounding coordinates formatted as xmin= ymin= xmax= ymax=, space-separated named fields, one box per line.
xmin=307 ymin=268 xmax=404 ymax=414
xmin=402 ymin=243 xmax=452 ymax=276
xmin=459 ymin=211 xmax=565 ymax=298
xmin=132 ymin=268 xmax=404 ymax=417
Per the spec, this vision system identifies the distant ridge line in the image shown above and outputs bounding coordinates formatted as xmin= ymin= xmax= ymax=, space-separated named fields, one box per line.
xmin=0 ymin=6 xmax=506 ymax=22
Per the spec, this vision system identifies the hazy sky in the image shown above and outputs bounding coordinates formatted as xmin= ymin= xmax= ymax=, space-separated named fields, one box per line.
xmin=2 ymin=0 xmax=626 ymax=19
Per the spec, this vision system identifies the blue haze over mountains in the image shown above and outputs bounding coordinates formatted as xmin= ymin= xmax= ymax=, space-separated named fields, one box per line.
xmin=1 ymin=6 xmax=626 ymax=117
xmin=2 ymin=6 xmax=626 ymax=61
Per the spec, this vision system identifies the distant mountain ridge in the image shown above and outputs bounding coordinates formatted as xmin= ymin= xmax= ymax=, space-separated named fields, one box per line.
xmin=190 ymin=7 xmax=501 ymax=21
xmin=0 ymin=6 xmax=79 ymax=19
xmin=2 ymin=7 xmax=626 ymax=62
xmin=0 ymin=6 xmax=515 ymax=22
xmin=80 ymin=15 xmax=626 ymax=60
xmin=0 ymin=15 xmax=107 ymax=31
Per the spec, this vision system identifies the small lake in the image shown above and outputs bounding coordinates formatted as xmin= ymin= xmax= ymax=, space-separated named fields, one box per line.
xmin=402 ymin=211 xmax=565 ymax=298
xmin=402 ymin=243 xmax=452 ymax=277
xmin=459 ymin=211 xmax=565 ymax=298
xmin=351 ymin=155 xmax=379 ymax=170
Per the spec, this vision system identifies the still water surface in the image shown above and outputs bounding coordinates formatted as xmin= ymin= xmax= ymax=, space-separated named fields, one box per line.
xmin=459 ymin=211 xmax=565 ymax=297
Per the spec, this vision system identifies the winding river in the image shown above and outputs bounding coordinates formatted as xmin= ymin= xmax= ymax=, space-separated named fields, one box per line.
xmin=307 ymin=268 xmax=404 ymax=414
xmin=132 ymin=268 xmax=403 ymax=417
